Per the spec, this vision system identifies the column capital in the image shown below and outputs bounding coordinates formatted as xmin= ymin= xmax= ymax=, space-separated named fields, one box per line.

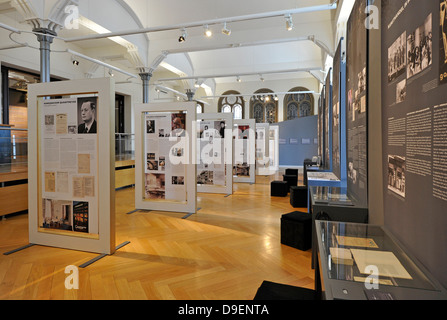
xmin=139 ymin=73 xmax=152 ymax=81
xmin=33 ymin=28 xmax=57 ymax=44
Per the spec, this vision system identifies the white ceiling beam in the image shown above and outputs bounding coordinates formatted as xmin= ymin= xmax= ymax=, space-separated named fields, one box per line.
xmin=66 ymin=49 xmax=138 ymax=78
xmin=64 ymin=3 xmax=337 ymax=43
xmin=156 ymin=67 xmax=322 ymax=82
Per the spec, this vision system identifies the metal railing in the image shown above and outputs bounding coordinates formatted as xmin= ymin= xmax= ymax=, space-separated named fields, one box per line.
xmin=0 ymin=127 xmax=28 ymax=171
xmin=0 ymin=129 xmax=135 ymax=171
xmin=115 ymin=133 xmax=135 ymax=159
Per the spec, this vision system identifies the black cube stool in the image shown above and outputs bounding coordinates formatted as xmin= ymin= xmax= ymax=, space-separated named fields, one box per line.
xmin=283 ymin=174 xmax=297 ymax=189
xmin=290 ymin=186 xmax=308 ymax=208
xmin=285 ymin=168 xmax=299 ymax=176
xmin=253 ymin=281 xmax=318 ymax=300
xmin=271 ymin=181 xmax=288 ymax=197
xmin=281 ymin=211 xmax=312 ymax=251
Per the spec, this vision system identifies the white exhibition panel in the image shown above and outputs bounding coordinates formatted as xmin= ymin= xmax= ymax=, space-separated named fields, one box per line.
xmin=269 ymin=125 xmax=280 ymax=172
xmin=197 ymin=113 xmax=233 ymax=195
xmin=233 ymin=119 xmax=256 ymax=184
xmin=134 ymin=102 xmax=197 ymax=214
xmin=28 ymin=78 xmax=116 ymax=255
xmin=255 ymin=123 xmax=270 ymax=175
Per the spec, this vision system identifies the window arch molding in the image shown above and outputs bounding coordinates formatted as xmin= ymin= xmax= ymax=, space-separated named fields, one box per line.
xmin=218 ymin=90 xmax=245 ymax=120
xmin=250 ymin=88 xmax=278 ymax=124
xmin=283 ymin=87 xmax=315 ymax=120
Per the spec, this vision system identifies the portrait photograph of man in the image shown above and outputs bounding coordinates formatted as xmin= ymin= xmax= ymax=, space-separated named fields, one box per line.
xmin=77 ymin=97 xmax=98 ymax=134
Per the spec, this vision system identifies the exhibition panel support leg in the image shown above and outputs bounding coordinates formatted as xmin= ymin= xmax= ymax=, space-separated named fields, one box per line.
xmin=182 ymin=213 xmax=194 ymax=219
xmin=3 ymin=243 xmax=36 ymax=255
xmin=182 ymin=208 xmax=201 ymax=219
xmin=126 ymin=209 xmax=140 ymax=215
xmin=79 ymin=241 xmax=131 ymax=268
xmin=126 ymin=209 xmax=151 ymax=215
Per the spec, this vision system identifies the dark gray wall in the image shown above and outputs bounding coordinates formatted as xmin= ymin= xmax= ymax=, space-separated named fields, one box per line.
xmin=380 ymin=0 xmax=447 ymax=288
xmin=368 ymin=0 xmax=384 ymax=226
xmin=278 ymin=115 xmax=318 ymax=166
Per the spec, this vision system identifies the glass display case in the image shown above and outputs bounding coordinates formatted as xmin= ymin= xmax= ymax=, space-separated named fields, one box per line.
xmin=310 ymin=186 xmax=352 ymax=206
xmin=315 ymin=221 xmax=447 ymax=300
xmin=306 ymin=171 xmax=341 ymax=187
xmin=309 ymin=186 xmax=368 ymax=269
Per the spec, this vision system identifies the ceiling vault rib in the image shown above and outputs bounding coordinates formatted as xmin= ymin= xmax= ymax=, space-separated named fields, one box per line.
xmin=63 ymin=3 xmax=337 ymax=43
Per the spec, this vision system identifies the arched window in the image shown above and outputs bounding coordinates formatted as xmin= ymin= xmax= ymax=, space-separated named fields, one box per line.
xmin=250 ymin=89 xmax=278 ymax=124
xmin=284 ymin=87 xmax=315 ymax=120
xmin=218 ymin=91 xmax=245 ymax=120
xmin=196 ymin=102 xmax=204 ymax=114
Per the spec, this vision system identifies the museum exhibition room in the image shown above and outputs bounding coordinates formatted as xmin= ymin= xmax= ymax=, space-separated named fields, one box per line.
xmin=0 ymin=0 xmax=446 ymax=306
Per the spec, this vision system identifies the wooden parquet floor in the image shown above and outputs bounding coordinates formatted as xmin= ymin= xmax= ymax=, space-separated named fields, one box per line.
xmin=0 ymin=174 xmax=313 ymax=300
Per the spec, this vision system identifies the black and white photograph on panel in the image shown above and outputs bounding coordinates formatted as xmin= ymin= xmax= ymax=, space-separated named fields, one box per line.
xmin=388 ymin=31 xmax=407 ymax=82
xmin=396 ymin=79 xmax=407 ymax=104
xmin=145 ymin=173 xmax=166 ymax=200
xmin=77 ymin=97 xmax=98 ymax=134
xmin=440 ymin=0 xmax=447 ymax=84
xmin=406 ymin=13 xmax=433 ymax=79
xmin=387 ymin=155 xmax=406 ymax=198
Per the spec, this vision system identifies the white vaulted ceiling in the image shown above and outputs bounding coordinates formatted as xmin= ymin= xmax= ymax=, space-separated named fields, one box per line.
xmin=0 ymin=0 xmax=342 ymax=93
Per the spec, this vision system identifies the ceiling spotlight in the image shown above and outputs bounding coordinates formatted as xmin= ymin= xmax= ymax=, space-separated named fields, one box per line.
xmin=285 ymin=14 xmax=294 ymax=31
xmin=71 ymin=55 xmax=79 ymax=66
xmin=204 ymin=25 xmax=212 ymax=37
xmin=274 ymin=95 xmax=279 ymax=101
xmin=108 ymin=69 xmax=114 ymax=77
xmin=222 ymin=22 xmax=231 ymax=36
xmin=179 ymin=28 xmax=187 ymax=43
xmin=260 ymin=75 xmax=265 ymax=82
xmin=236 ymin=76 xmax=241 ymax=82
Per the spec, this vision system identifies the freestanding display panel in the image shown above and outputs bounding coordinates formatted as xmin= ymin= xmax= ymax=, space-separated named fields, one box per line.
xmin=268 ymin=125 xmax=280 ymax=173
xmin=346 ymin=0 xmax=369 ymax=207
xmin=196 ymin=113 xmax=233 ymax=195
xmin=134 ymin=102 xmax=197 ymax=214
xmin=27 ymin=78 xmax=116 ymax=255
xmin=232 ymin=119 xmax=256 ymax=184
xmin=324 ymin=68 xmax=333 ymax=172
xmin=255 ymin=123 xmax=270 ymax=175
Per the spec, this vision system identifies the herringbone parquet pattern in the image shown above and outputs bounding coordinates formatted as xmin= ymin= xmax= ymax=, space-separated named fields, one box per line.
xmin=0 ymin=174 xmax=313 ymax=300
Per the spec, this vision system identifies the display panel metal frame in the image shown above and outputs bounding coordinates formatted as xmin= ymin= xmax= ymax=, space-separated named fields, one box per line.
xmin=28 ymin=78 xmax=116 ymax=255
